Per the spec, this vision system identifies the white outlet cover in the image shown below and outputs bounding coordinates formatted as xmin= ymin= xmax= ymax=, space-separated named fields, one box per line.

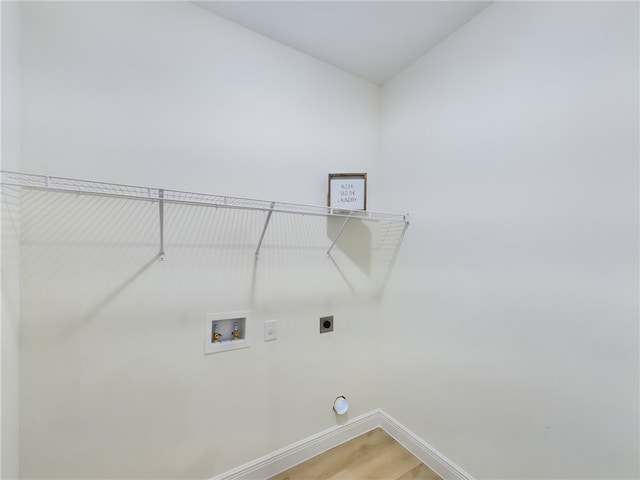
xmin=264 ymin=320 xmax=277 ymax=341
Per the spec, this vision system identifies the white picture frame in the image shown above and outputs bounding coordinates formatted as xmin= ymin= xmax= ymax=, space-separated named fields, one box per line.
xmin=328 ymin=173 xmax=367 ymax=211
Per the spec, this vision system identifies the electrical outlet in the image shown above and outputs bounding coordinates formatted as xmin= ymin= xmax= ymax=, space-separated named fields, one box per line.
xmin=264 ymin=320 xmax=277 ymax=341
xmin=320 ymin=315 xmax=333 ymax=333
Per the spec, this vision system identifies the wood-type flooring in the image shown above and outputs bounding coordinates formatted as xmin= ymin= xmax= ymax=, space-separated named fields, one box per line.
xmin=268 ymin=428 xmax=442 ymax=480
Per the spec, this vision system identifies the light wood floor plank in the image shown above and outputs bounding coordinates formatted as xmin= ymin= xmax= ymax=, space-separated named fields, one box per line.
xmin=268 ymin=428 xmax=441 ymax=480
xmin=397 ymin=463 xmax=442 ymax=480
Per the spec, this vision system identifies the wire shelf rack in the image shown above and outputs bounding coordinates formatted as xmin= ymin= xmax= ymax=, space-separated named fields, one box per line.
xmin=1 ymin=170 xmax=409 ymax=263
xmin=0 ymin=171 xmax=409 ymax=223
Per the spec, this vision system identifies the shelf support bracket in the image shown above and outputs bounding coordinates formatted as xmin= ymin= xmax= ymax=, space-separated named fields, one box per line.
xmin=326 ymin=213 xmax=352 ymax=257
xmin=158 ymin=189 xmax=166 ymax=261
xmin=255 ymin=202 xmax=275 ymax=260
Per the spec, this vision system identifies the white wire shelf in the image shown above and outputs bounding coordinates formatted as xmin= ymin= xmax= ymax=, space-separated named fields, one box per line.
xmin=1 ymin=170 xmax=409 ymax=263
xmin=0 ymin=171 xmax=409 ymax=224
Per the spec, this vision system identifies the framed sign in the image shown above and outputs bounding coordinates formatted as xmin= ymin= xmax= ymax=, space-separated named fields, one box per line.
xmin=328 ymin=173 xmax=367 ymax=210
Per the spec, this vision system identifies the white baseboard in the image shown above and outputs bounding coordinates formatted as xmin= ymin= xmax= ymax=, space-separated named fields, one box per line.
xmin=210 ymin=410 xmax=381 ymax=480
xmin=378 ymin=411 xmax=474 ymax=480
xmin=211 ymin=409 xmax=474 ymax=480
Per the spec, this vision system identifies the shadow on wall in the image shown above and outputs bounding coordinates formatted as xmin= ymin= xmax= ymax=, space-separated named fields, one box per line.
xmin=76 ymin=255 xmax=158 ymax=332
xmin=16 ymin=187 xmax=408 ymax=336
xmin=326 ymin=216 xmax=371 ymax=277
xmin=1 ymin=186 xmax=21 ymax=322
xmin=12 ymin=184 xmax=404 ymax=478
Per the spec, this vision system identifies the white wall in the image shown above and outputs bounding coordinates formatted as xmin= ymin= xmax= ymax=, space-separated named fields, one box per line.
xmin=18 ymin=2 xmax=383 ymax=478
xmin=1 ymin=1 xmax=21 ymax=478
xmin=20 ymin=1 xmax=379 ymax=203
xmin=14 ymin=1 xmax=640 ymax=479
xmin=379 ymin=2 xmax=639 ymax=478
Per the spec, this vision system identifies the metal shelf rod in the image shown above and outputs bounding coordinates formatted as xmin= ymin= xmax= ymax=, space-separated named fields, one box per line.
xmin=326 ymin=214 xmax=352 ymax=257
xmin=158 ymin=189 xmax=166 ymax=261
xmin=254 ymin=202 xmax=275 ymax=261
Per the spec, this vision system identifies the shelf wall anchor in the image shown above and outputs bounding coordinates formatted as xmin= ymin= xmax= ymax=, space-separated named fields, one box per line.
xmin=255 ymin=202 xmax=275 ymax=260
xmin=326 ymin=213 xmax=352 ymax=257
xmin=158 ymin=189 xmax=166 ymax=261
